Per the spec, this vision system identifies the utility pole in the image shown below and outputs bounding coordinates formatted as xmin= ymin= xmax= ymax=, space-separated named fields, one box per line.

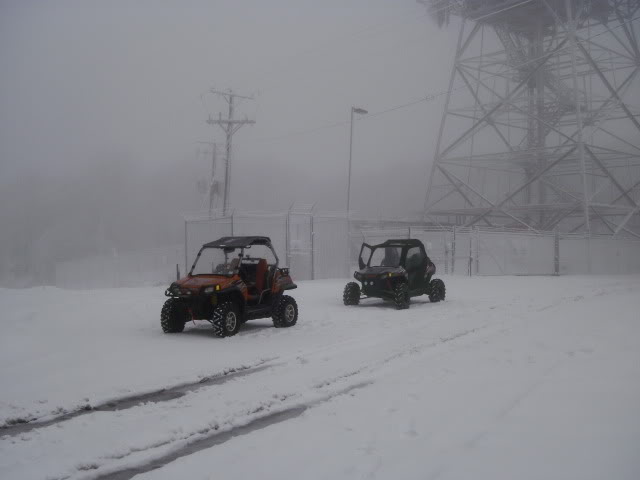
xmin=209 ymin=142 xmax=217 ymax=216
xmin=206 ymin=89 xmax=255 ymax=216
xmin=197 ymin=141 xmax=218 ymax=217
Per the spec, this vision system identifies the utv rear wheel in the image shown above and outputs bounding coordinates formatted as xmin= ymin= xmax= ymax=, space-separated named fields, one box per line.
xmin=343 ymin=282 xmax=361 ymax=305
xmin=428 ymin=278 xmax=446 ymax=303
xmin=272 ymin=295 xmax=298 ymax=328
xmin=212 ymin=301 xmax=241 ymax=337
xmin=160 ymin=298 xmax=188 ymax=333
xmin=393 ymin=282 xmax=410 ymax=310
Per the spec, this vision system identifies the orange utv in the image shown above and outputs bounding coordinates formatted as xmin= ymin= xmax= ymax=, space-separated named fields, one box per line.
xmin=161 ymin=236 xmax=298 ymax=337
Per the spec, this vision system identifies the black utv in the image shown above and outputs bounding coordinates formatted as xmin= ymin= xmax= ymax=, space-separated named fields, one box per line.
xmin=343 ymin=239 xmax=445 ymax=309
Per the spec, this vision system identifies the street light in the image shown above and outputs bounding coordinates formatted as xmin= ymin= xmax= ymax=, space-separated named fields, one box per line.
xmin=347 ymin=106 xmax=368 ymax=215
xmin=346 ymin=106 xmax=367 ymax=278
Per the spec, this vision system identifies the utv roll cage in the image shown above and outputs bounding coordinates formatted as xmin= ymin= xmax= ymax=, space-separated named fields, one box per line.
xmin=188 ymin=236 xmax=281 ymax=277
xmin=358 ymin=239 xmax=427 ymax=270
xmin=161 ymin=235 xmax=298 ymax=337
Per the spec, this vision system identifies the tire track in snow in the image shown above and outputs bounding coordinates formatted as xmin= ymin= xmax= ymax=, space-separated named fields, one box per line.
xmin=84 ymin=325 xmax=494 ymax=480
xmin=0 ymin=300 xmax=485 ymax=438
xmin=92 ymin=382 xmax=373 ymax=480
xmin=0 ymin=296 xmax=497 ymax=437
xmin=0 ymin=359 xmax=277 ymax=438
xmin=2 ymin=310 xmax=504 ymax=480
xmin=304 ymin=324 xmax=487 ymax=393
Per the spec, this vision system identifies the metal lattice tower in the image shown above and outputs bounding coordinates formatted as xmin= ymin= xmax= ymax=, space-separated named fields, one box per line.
xmin=421 ymin=0 xmax=640 ymax=237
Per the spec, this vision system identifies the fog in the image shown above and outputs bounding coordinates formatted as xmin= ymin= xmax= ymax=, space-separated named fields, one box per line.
xmin=0 ymin=0 xmax=460 ymax=285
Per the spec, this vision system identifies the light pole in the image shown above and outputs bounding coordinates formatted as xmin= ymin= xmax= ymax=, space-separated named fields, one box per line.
xmin=346 ymin=106 xmax=367 ymax=277
xmin=347 ymin=106 xmax=368 ymax=215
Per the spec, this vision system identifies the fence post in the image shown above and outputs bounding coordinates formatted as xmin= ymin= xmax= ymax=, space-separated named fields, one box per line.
xmin=554 ymin=227 xmax=560 ymax=276
xmin=474 ymin=227 xmax=480 ymax=275
xmin=285 ymin=208 xmax=291 ymax=268
xmin=310 ymin=212 xmax=315 ymax=280
xmin=184 ymin=219 xmax=188 ymax=273
xmin=444 ymin=233 xmax=449 ymax=275
xmin=468 ymin=231 xmax=473 ymax=276
xmin=451 ymin=226 xmax=456 ymax=275
xmin=586 ymin=235 xmax=591 ymax=274
xmin=345 ymin=217 xmax=350 ymax=278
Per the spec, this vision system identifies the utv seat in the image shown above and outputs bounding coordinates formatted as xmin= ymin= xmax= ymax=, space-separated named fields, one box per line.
xmin=406 ymin=253 xmax=424 ymax=287
xmin=247 ymin=259 xmax=268 ymax=303
xmin=215 ymin=257 xmax=240 ymax=275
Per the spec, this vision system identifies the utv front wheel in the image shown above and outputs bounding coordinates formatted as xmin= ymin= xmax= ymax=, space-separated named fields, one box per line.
xmin=272 ymin=295 xmax=298 ymax=328
xmin=393 ymin=282 xmax=410 ymax=310
xmin=212 ymin=302 xmax=241 ymax=337
xmin=160 ymin=298 xmax=188 ymax=333
xmin=343 ymin=282 xmax=361 ymax=305
xmin=428 ymin=278 xmax=446 ymax=303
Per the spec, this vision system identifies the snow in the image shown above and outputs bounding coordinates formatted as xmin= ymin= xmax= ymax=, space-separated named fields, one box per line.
xmin=1 ymin=275 xmax=639 ymax=479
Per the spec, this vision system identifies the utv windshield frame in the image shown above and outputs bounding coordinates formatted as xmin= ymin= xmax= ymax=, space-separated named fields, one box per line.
xmin=189 ymin=237 xmax=280 ymax=277
xmin=189 ymin=246 xmax=243 ymax=277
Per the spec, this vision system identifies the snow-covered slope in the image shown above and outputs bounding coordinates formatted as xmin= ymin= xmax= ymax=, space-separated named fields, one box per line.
xmin=1 ymin=276 xmax=639 ymax=479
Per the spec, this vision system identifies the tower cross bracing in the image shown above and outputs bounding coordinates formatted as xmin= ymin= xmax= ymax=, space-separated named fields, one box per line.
xmin=421 ymin=0 xmax=640 ymax=237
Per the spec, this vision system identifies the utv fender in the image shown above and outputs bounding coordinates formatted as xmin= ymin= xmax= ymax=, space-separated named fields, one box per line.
xmin=217 ymin=287 xmax=246 ymax=320
xmin=275 ymin=277 xmax=297 ymax=290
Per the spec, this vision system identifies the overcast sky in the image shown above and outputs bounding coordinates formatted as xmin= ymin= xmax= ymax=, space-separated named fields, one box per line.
xmin=0 ymin=0 xmax=459 ymax=209
xmin=0 ymin=0 xmax=463 ymax=282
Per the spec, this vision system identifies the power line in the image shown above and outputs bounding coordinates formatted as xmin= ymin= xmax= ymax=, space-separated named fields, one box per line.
xmin=246 ymin=13 xmax=640 ymax=145
xmin=193 ymin=11 xmax=435 ymax=106
xmin=189 ymin=3 xmax=458 ymax=138
xmin=242 ymin=10 xmax=435 ymax=95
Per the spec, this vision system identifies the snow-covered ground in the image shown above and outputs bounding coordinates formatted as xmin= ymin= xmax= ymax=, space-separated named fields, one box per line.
xmin=1 ymin=275 xmax=639 ymax=479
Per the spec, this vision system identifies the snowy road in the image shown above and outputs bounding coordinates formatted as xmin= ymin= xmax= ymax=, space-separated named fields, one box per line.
xmin=1 ymin=276 xmax=640 ymax=479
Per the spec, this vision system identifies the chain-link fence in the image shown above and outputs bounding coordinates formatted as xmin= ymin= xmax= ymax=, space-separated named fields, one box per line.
xmin=54 ymin=212 xmax=640 ymax=289
xmin=185 ymin=212 xmax=640 ymax=280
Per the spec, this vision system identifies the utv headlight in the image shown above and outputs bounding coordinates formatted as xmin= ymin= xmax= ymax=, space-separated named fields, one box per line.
xmin=204 ymin=286 xmax=214 ymax=294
